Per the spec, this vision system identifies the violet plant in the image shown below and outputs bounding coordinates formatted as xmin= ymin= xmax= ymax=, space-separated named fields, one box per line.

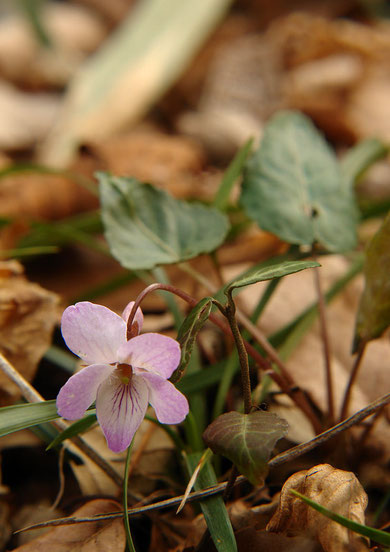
xmin=1 ymin=111 xmax=390 ymax=552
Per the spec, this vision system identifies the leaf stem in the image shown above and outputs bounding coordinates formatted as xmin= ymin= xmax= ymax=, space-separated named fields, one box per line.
xmin=128 ymin=280 xmax=322 ymax=433
xmin=312 ymin=258 xmax=334 ymax=425
xmin=339 ymin=341 xmax=367 ymax=421
xmin=18 ymin=392 xmax=390 ymax=535
xmin=123 ymin=445 xmax=137 ymax=552
xmin=225 ymin=292 xmax=252 ymax=414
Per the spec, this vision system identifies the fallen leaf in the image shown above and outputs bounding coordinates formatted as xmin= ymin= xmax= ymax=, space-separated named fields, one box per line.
xmin=13 ymin=499 xmax=125 ymax=551
xmin=0 ymin=3 xmax=106 ymax=88
xmin=235 ymin=527 xmax=320 ymax=552
xmin=267 ymin=464 xmax=369 ymax=552
xmin=0 ymin=261 xmax=60 ymax=405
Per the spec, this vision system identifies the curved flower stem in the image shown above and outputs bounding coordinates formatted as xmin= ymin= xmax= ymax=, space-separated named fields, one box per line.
xmin=339 ymin=341 xmax=367 ymax=421
xmin=123 ymin=445 xmax=137 ymax=552
xmin=128 ymin=282 xmax=322 ymax=433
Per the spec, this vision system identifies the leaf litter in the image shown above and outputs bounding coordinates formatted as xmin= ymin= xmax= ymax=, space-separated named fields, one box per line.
xmin=0 ymin=1 xmax=390 ymax=551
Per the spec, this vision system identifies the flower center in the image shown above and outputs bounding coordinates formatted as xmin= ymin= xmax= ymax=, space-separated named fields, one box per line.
xmin=116 ymin=363 xmax=133 ymax=385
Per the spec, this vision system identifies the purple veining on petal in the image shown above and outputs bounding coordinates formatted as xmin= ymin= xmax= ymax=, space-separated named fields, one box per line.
xmin=96 ymin=373 xmax=149 ymax=453
xmin=117 ymin=333 xmax=181 ymax=379
xmin=61 ymin=302 xmax=127 ymax=364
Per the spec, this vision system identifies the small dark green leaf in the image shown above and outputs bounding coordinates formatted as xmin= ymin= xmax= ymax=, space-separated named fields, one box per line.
xmin=0 ymin=400 xmax=59 ymax=438
xmin=46 ymin=413 xmax=97 ymax=450
xmin=203 ymin=411 xmax=288 ymax=486
xmin=354 ymin=212 xmax=390 ymax=351
xmin=98 ymin=173 xmax=230 ymax=270
xmin=185 ymin=451 xmax=237 ymax=552
xmin=225 ymin=259 xmax=320 ymax=294
xmin=291 ymin=490 xmax=390 ymax=547
xmin=241 ymin=110 xmax=358 ymax=252
xmin=172 ymin=297 xmax=213 ymax=382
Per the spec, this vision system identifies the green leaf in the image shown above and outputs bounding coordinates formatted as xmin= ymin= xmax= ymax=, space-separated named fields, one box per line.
xmin=291 ymin=490 xmax=390 ymax=547
xmin=172 ymin=297 xmax=213 ymax=382
xmin=225 ymin=259 xmax=320 ymax=294
xmin=98 ymin=174 xmax=230 ymax=270
xmin=354 ymin=212 xmax=390 ymax=351
xmin=185 ymin=451 xmax=237 ymax=552
xmin=203 ymin=411 xmax=288 ymax=486
xmin=46 ymin=413 xmax=97 ymax=450
xmin=241 ymin=110 xmax=359 ymax=252
xmin=341 ymin=137 xmax=389 ymax=185
xmin=0 ymin=400 xmax=59 ymax=438
xmin=214 ymin=138 xmax=253 ymax=211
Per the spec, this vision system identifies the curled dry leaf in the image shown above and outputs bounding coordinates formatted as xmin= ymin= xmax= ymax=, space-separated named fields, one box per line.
xmin=0 ymin=261 xmax=60 ymax=405
xmin=13 ymin=499 xmax=125 ymax=552
xmin=267 ymin=464 xmax=369 ymax=552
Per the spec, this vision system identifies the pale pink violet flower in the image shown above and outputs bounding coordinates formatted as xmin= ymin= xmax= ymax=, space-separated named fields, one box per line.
xmin=56 ymin=301 xmax=189 ymax=452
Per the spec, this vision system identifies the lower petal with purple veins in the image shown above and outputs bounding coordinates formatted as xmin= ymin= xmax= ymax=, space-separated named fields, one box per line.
xmin=141 ymin=371 xmax=189 ymax=424
xmin=96 ymin=374 xmax=149 ymax=453
xmin=57 ymin=363 xmax=115 ymax=420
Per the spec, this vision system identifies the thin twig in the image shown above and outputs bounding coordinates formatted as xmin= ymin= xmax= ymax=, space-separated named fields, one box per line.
xmin=0 ymin=352 xmax=123 ymax=488
xmin=16 ymin=392 xmax=390 ymax=534
xmin=313 ymin=261 xmax=334 ymax=425
xmin=339 ymin=341 xmax=367 ymax=421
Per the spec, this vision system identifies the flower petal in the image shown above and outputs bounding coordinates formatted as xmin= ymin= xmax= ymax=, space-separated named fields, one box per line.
xmin=57 ymin=363 xmax=114 ymax=420
xmin=117 ymin=333 xmax=181 ymax=379
xmin=141 ymin=372 xmax=189 ymax=424
xmin=121 ymin=301 xmax=143 ymax=334
xmin=96 ymin=374 xmax=149 ymax=453
xmin=61 ymin=301 xmax=127 ymax=364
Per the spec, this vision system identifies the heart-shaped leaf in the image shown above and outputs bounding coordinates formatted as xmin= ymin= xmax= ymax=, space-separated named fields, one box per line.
xmin=240 ymin=111 xmax=358 ymax=252
xmin=171 ymin=297 xmax=213 ymax=382
xmin=225 ymin=259 xmax=320 ymax=295
xmin=203 ymin=410 xmax=288 ymax=486
xmin=98 ymin=173 xmax=230 ymax=270
xmin=353 ymin=212 xmax=390 ymax=352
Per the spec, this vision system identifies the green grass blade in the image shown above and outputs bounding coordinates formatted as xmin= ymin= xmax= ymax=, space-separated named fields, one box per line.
xmin=0 ymin=400 xmax=59 ymax=437
xmin=46 ymin=412 xmax=97 ymax=450
xmin=214 ymin=138 xmax=253 ymax=211
xmin=185 ymin=452 xmax=237 ymax=552
xmin=291 ymin=490 xmax=390 ymax=546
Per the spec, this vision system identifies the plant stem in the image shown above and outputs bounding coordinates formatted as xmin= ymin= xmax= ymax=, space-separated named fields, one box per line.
xmin=0 ymin=352 xmax=123 ymax=489
xmin=313 ymin=259 xmax=334 ymax=425
xmin=127 ymin=281 xmax=322 ymax=433
xmin=19 ymin=392 xmax=390 ymax=534
xmin=123 ymin=445 xmax=137 ymax=552
xmin=225 ymin=292 xmax=252 ymax=414
xmin=339 ymin=341 xmax=367 ymax=421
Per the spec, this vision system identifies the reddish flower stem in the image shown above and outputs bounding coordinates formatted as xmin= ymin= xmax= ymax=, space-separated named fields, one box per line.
xmin=128 ymin=283 xmax=322 ymax=433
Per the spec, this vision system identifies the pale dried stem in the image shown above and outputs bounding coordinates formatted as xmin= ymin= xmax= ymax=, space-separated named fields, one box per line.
xmin=313 ymin=262 xmax=334 ymax=424
xmin=340 ymin=342 xmax=367 ymax=422
xmin=0 ymin=352 xmax=123 ymax=488
xmin=17 ymin=392 xmax=390 ymax=534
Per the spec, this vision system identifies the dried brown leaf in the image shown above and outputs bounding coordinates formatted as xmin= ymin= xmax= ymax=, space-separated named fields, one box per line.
xmin=13 ymin=499 xmax=125 ymax=552
xmin=267 ymin=464 xmax=369 ymax=552
xmin=0 ymin=261 xmax=60 ymax=405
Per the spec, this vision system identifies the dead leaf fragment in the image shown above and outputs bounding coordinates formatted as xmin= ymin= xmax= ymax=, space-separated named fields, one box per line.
xmin=13 ymin=499 xmax=125 ymax=552
xmin=267 ymin=464 xmax=369 ymax=552
xmin=0 ymin=260 xmax=60 ymax=405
